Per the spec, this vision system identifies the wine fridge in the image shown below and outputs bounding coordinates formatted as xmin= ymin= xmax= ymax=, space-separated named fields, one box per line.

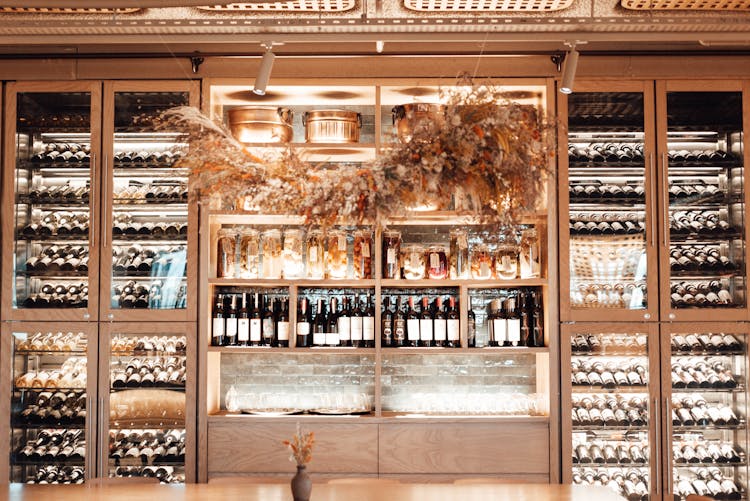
xmin=563 ymin=323 xmax=750 ymax=500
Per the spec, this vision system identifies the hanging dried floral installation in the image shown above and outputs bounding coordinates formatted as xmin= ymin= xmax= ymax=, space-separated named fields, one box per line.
xmin=157 ymin=77 xmax=555 ymax=231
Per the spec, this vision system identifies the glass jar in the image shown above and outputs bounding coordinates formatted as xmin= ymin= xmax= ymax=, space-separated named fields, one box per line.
xmin=494 ymin=244 xmax=519 ymax=280
xmin=382 ymin=230 xmax=401 ymax=279
xmin=239 ymin=228 xmax=260 ymax=279
xmin=402 ymin=244 xmax=426 ymax=280
xmin=449 ymin=228 xmax=469 ymax=279
xmin=282 ymin=229 xmax=305 ymax=279
xmin=519 ymin=228 xmax=541 ymax=279
xmin=216 ymin=229 xmax=236 ymax=278
xmin=305 ymin=229 xmax=325 ymax=279
xmin=353 ymin=230 xmax=373 ymax=279
xmin=426 ymin=245 xmax=448 ymax=280
xmin=326 ymin=229 xmax=348 ymax=279
xmin=261 ymin=229 xmax=282 ymax=279
xmin=471 ymin=243 xmax=492 ymax=280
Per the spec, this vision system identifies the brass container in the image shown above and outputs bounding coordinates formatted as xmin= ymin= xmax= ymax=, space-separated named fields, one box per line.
xmin=303 ymin=109 xmax=362 ymax=143
xmin=228 ymin=106 xmax=293 ymax=144
xmin=392 ymin=103 xmax=446 ymax=142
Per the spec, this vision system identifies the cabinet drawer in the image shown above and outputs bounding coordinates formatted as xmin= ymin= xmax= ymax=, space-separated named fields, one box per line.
xmin=208 ymin=420 xmax=378 ymax=474
xmin=378 ymin=422 xmax=549 ymax=475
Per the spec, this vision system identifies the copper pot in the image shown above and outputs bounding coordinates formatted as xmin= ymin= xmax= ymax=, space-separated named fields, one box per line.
xmin=392 ymin=103 xmax=445 ymax=142
xmin=303 ymin=109 xmax=361 ymax=143
xmin=228 ymin=106 xmax=293 ymax=144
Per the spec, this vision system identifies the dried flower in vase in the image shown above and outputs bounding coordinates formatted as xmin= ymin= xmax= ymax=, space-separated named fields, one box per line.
xmin=283 ymin=423 xmax=315 ymax=467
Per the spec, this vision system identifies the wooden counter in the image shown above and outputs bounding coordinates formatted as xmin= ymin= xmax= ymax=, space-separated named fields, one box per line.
xmin=2 ymin=482 xmax=624 ymax=501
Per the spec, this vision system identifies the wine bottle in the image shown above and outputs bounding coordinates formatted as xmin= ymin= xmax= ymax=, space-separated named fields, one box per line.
xmin=249 ymin=292 xmax=262 ymax=347
xmin=224 ymin=294 xmax=238 ymax=346
xmin=350 ymin=296 xmax=363 ymax=348
xmin=262 ymin=295 xmax=275 ymax=347
xmin=381 ymin=296 xmax=393 ymax=348
xmin=337 ymin=297 xmax=351 ymax=347
xmin=276 ymin=298 xmax=290 ymax=348
xmin=211 ymin=294 xmax=225 ymax=347
xmin=296 ymin=297 xmax=311 ymax=348
xmin=362 ymin=295 xmax=375 ymax=348
xmin=418 ymin=297 xmax=433 ymax=347
xmin=467 ymin=308 xmax=476 ymax=348
xmin=393 ymin=296 xmax=406 ymax=348
xmin=446 ymin=296 xmax=460 ymax=348
xmin=405 ymin=296 xmax=419 ymax=347
xmin=433 ymin=296 xmax=447 ymax=348
xmin=488 ymin=299 xmax=505 ymax=347
xmin=313 ymin=298 xmax=327 ymax=347
xmin=237 ymin=293 xmax=249 ymax=347
xmin=326 ymin=297 xmax=339 ymax=346
xmin=505 ymin=296 xmax=521 ymax=347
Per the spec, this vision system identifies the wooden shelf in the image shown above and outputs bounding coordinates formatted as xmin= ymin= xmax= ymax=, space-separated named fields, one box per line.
xmin=208 ymin=410 xmax=550 ymax=424
xmin=382 ymin=278 xmax=547 ymax=288
xmin=208 ymin=346 xmax=375 ymax=354
xmin=382 ymin=346 xmax=548 ymax=354
xmin=209 ymin=278 xmax=375 ymax=288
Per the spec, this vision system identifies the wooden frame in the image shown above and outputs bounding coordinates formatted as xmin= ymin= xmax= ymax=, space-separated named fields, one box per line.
xmin=2 ymin=81 xmax=102 ymax=322
xmin=655 ymin=80 xmax=750 ymax=322
xmin=98 ymin=80 xmax=200 ymax=323
xmin=558 ymin=80 xmax=659 ymax=323
xmin=559 ymin=322 xmax=661 ymax=497
xmin=0 ymin=321 xmax=99 ymax=483
xmin=97 ymin=321 xmax=197 ymax=483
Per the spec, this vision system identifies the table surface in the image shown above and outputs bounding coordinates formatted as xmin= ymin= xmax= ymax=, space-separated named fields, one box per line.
xmin=1 ymin=482 xmax=625 ymax=501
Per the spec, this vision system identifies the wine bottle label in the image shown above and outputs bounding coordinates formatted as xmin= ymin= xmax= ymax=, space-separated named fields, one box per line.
xmin=350 ymin=317 xmax=363 ymax=340
xmin=313 ymin=332 xmax=326 ymax=345
xmin=447 ymin=319 xmax=460 ymax=341
xmin=492 ymin=319 xmax=507 ymax=342
xmin=277 ymin=322 xmax=290 ymax=341
xmin=262 ymin=318 xmax=274 ymax=339
xmin=507 ymin=319 xmax=521 ymax=343
xmin=362 ymin=242 xmax=370 ymax=258
xmin=212 ymin=318 xmax=224 ymax=338
xmin=363 ymin=317 xmax=375 ymax=340
xmin=325 ymin=332 xmax=340 ymax=346
xmin=226 ymin=318 xmax=238 ymax=339
xmin=434 ymin=319 xmax=447 ymax=341
xmin=419 ymin=319 xmax=433 ymax=341
xmin=338 ymin=316 xmax=351 ymax=340
xmin=394 ymin=319 xmax=405 ymax=341
xmin=387 ymin=248 xmax=396 ymax=264
xmin=296 ymin=322 xmax=310 ymax=336
xmin=250 ymin=319 xmax=262 ymax=341
xmin=407 ymin=319 xmax=420 ymax=340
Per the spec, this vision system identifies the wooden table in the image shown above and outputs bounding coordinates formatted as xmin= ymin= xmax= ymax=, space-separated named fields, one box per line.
xmin=2 ymin=482 xmax=625 ymax=501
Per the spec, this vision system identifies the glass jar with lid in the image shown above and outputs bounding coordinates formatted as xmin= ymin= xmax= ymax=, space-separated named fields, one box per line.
xmin=261 ymin=229 xmax=282 ymax=279
xmin=471 ymin=243 xmax=492 ymax=280
xmin=326 ymin=229 xmax=348 ymax=279
xmin=282 ymin=229 xmax=305 ymax=279
xmin=519 ymin=228 xmax=541 ymax=279
xmin=494 ymin=244 xmax=519 ymax=280
xmin=353 ymin=229 xmax=373 ymax=279
xmin=239 ymin=228 xmax=260 ymax=279
xmin=449 ymin=228 xmax=470 ymax=279
xmin=402 ymin=244 xmax=426 ymax=280
xmin=306 ymin=229 xmax=325 ymax=279
xmin=382 ymin=230 xmax=402 ymax=279
xmin=216 ymin=228 xmax=236 ymax=278
xmin=426 ymin=245 xmax=448 ymax=280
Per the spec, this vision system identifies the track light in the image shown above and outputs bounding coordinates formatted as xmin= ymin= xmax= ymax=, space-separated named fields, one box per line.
xmin=253 ymin=43 xmax=276 ymax=96
xmin=559 ymin=45 xmax=580 ymax=95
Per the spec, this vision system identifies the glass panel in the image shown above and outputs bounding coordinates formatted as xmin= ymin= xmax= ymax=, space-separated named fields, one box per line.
xmin=107 ymin=330 xmax=187 ymax=483
xmin=666 ymin=92 xmax=746 ymax=311
xmin=569 ymin=330 xmax=652 ymax=499
xmin=669 ymin=331 xmax=748 ymax=500
xmin=567 ymin=92 xmax=648 ymax=311
xmin=9 ymin=329 xmax=88 ymax=483
xmin=13 ymin=92 xmax=92 ymax=310
xmin=110 ymin=91 xmax=189 ymax=311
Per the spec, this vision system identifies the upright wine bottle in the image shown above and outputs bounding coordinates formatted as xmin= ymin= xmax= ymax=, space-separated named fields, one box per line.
xmin=393 ymin=296 xmax=406 ymax=348
xmin=531 ymin=289 xmax=544 ymax=347
xmin=262 ymin=295 xmax=275 ymax=347
xmin=313 ymin=298 xmax=327 ymax=347
xmin=488 ymin=299 xmax=505 ymax=347
xmin=446 ymin=296 xmax=460 ymax=348
xmin=433 ymin=296 xmax=447 ymax=348
xmin=467 ymin=308 xmax=476 ymax=348
xmin=276 ymin=298 xmax=290 ymax=348
xmin=405 ymin=296 xmax=419 ymax=347
xmin=249 ymin=292 xmax=262 ymax=347
xmin=337 ymin=296 xmax=352 ymax=347
xmin=224 ymin=294 xmax=238 ymax=346
xmin=506 ymin=296 xmax=521 ymax=347
xmin=350 ymin=296 xmax=364 ymax=348
xmin=326 ymin=297 xmax=340 ymax=346
xmin=296 ymin=297 xmax=311 ymax=348
xmin=211 ymin=294 xmax=225 ymax=347
xmin=381 ymin=296 xmax=393 ymax=348
xmin=363 ymin=294 xmax=375 ymax=348
xmin=418 ymin=297 xmax=434 ymax=347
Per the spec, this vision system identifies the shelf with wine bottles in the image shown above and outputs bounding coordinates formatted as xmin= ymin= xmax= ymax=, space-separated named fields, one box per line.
xmin=572 ymin=425 xmax=649 ymax=432
xmin=208 ymin=346 xmax=375 ymax=354
xmin=15 ymin=233 xmax=89 ymax=242
xmin=572 ymin=386 xmax=650 ymax=394
xmin=208 ymin=279 xmax=376 ymax=288
xmin=109 ymin=420 xmax=186 ymax=430
xmin=380 ymin=278 xmax=548 ymax=288
xmin=11 ymin=421 xmax=86 ymax=430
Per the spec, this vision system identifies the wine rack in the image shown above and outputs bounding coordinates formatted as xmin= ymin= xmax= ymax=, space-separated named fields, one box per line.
xmin=9 ymin=330 xmax=90 ymax=484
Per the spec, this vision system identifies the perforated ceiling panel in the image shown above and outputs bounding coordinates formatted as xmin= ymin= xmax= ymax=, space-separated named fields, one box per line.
xmin=403 ymin=0 xmax=572 ymax=11
xmin=621 ymin=0 xmax=750 ymax=9
xmin=198 ymin=1 xmax=355 ymax=12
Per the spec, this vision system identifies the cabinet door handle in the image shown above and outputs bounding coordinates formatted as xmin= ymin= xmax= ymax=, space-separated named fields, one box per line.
xmin=652 ymin=396 xmax=659 ymax=495
xmin=90 ymin=153 xmax=96 ymax=247
xmin=665 ymin=396 xmax=673 ymax=495
xmin=649 ymin=152 xmax=656 ymax=248
xmin=662 ymin=153 xmax=669 ymax=248
xmin=102 ymin=154 xmax=109 ymax=249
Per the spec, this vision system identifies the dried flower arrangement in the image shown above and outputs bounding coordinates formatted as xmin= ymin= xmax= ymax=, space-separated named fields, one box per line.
xmin=283 ymin=423 xmax=315 ymax=467
xmin=156 ymin=77 xmax=555 ymax=231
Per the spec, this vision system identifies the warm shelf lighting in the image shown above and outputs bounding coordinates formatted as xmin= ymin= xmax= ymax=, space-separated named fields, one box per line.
xmin=253 ymin=43 xmax=277 ymax=96
xmin=559 ymin=44 xmax=580 ymax=95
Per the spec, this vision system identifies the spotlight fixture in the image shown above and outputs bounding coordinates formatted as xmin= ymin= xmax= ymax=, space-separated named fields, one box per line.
xmin=559 ymin=43 xmax=580 ymax=95
xmin=253 ymin=42 xmax=277 ymax=96
xmin=376 ymin=40 xmax=385 ymax=53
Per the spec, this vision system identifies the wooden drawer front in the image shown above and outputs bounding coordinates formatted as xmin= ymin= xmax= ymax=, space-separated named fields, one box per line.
xmin=378 ymin=423 xmax=549 ymax=475
xmin=208 ymin=420 xmax=378 ymax=474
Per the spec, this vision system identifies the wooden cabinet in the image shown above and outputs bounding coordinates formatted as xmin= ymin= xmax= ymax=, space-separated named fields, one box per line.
xmin=198 ymin=79 xmax=559 ymax=482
